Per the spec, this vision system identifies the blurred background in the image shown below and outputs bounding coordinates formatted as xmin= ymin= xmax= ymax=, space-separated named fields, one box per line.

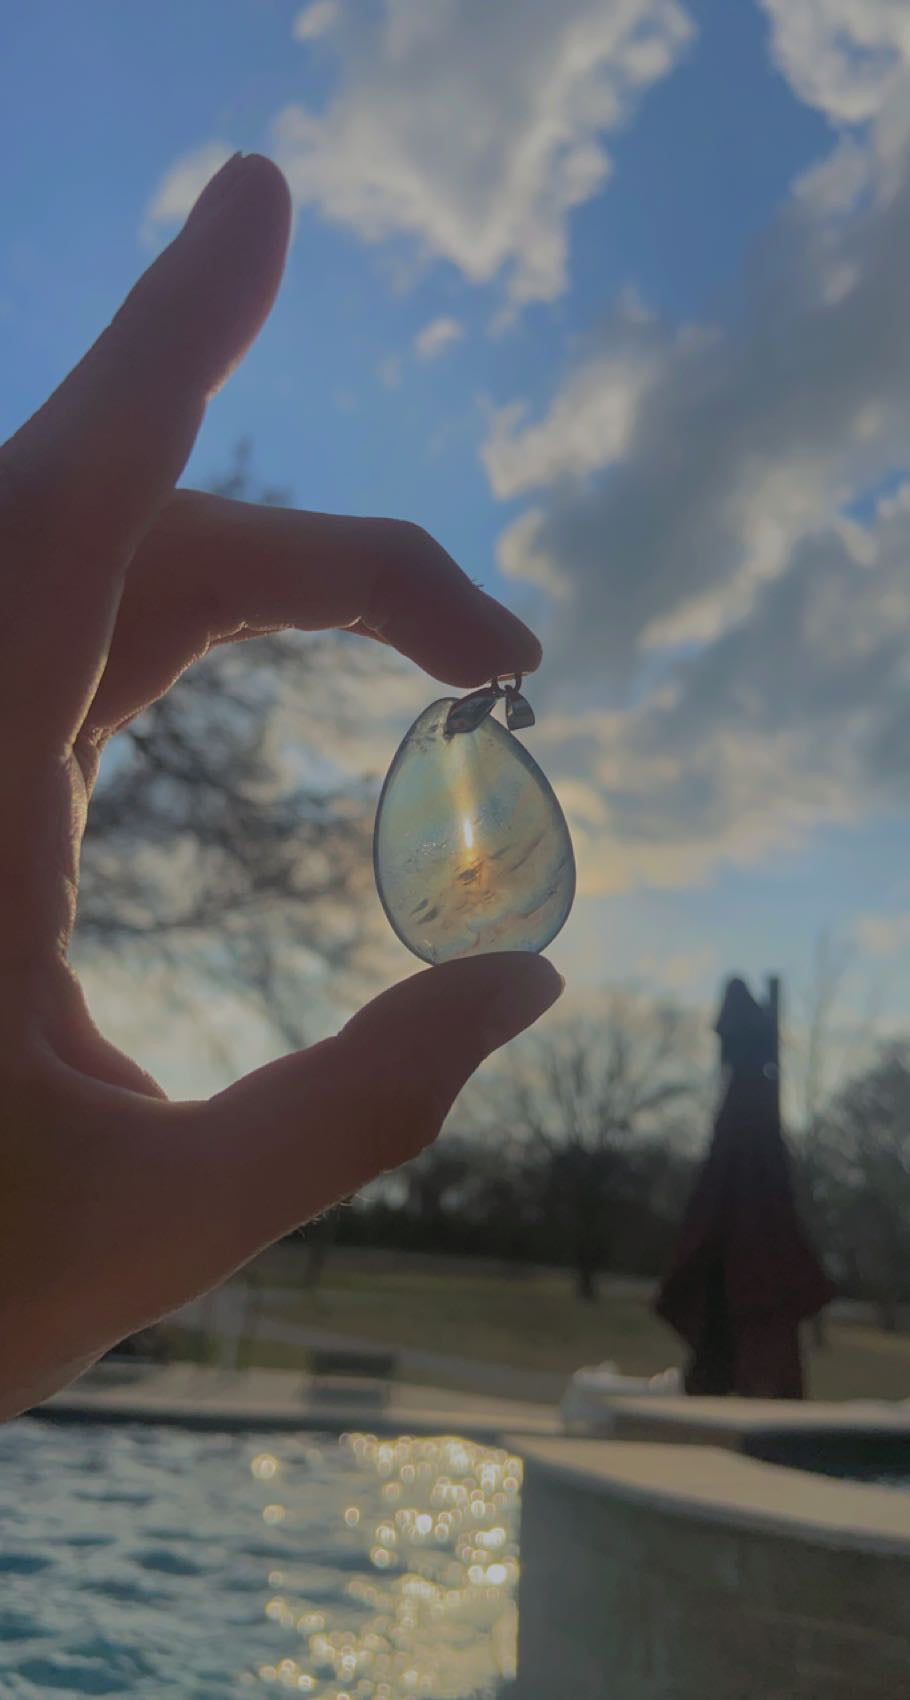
xmin=7 ymin=5 xmax=910 ymax=1699
xmin=5 ymin=0 xmax=910 ymax=1400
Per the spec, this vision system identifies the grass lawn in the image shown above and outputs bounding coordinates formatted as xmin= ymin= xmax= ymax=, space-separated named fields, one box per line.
xmin=807 ymin=1323 xmax=910 ymax=1402
xmin=267 ymin=1268 xmax=681 ymax=1376
xmin=172 ymin=1250 xmax=910 ymax=1403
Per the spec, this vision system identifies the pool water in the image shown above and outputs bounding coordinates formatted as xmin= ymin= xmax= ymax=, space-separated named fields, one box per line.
xmin=740 ymin=1427 xmax=910 ymax=1487
xmin=0 ymin=1420 xmax=522 ymax=1699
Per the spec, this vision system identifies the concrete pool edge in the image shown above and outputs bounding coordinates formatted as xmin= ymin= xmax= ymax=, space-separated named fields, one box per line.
xmin=26 ymin=1362 xmax=561 ymax=1443
xmin=512 ymin=1437 xmax=910 ymax=1700
xmin=511 ymin=1435 xmax=910 ymax=1556
xmin=593 ymin=1391 xmax=910 ymax=1451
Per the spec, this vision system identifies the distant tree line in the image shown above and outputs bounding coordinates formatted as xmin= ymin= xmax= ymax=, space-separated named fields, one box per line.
xmin=292 ymin=996 xmax=703 ymax=1302
xmin=299 ymin=1012 xmax=910 ymax=1330
xmin=793 ymin=1041 xmax=910 ymax=1331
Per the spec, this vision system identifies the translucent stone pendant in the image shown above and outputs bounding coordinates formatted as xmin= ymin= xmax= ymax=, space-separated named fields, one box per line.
xmin=373 ymin=677 xmax=575 ymax=964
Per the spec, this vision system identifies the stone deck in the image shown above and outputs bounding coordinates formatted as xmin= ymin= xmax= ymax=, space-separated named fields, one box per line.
xmin=29 ymin=1361 xmax=561 ymax=1442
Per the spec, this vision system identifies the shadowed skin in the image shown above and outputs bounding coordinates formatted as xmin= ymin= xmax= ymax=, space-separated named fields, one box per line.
xmin=0 ymin=154 xmax=563 ymax=1421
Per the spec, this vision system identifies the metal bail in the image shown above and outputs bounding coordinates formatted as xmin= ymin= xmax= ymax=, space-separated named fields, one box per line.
xmin=446 ymin=673 xmax=537 ymax=736
xmin=445 ymin=684 xmax=500 ymax=737
xmin=505 ymin=689 xmax=536 ymax=731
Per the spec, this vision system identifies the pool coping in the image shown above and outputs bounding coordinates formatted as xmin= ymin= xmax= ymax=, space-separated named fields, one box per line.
xmin=511 ymin=1435 xmax=910 ymax=1557
xmin=599 ymin=1392 xmax=910 ymax=1447
xmin=27 ymin=1363 xmax=561 ymax=1444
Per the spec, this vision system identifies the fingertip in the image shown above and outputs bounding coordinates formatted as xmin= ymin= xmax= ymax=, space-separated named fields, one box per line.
xmin=480 ymin=951 xmax=564 ymax=1048
xmin=498 ymin=602 xmax=543 ymax=676
xmin=422 ymin=593 xmax=543 ymax=691
xmin=176 ymin=152 xmax=292 ymax=395
xmin=185 ymin=152 xmax=291 ymax=236
xmin=522 ymin=630 xmax=544 ymax=675
xmin=339 ymin=950 xmax=563 ymax=1064
xmin=232 ymin=153 xmax=293 ymax=230
xmin=113 ymin=150 xmax=293 ymax=408
xmin=471 ymin=588 xmax=543 ymax=681
xmin=396 ymin=949 xmax=563 ymax=1048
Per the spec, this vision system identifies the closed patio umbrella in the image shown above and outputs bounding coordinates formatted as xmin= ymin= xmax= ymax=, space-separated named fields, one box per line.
xmin=655 ymin=977 xmax=834 ymax=1397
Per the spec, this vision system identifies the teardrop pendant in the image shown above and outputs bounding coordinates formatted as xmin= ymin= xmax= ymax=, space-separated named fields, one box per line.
xmin=373 ymin=683 xmax=575 ymax=965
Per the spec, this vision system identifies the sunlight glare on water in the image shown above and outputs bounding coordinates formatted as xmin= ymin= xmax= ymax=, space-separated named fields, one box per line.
xmin=0 ymin=1420 xmax=522 ymax=1699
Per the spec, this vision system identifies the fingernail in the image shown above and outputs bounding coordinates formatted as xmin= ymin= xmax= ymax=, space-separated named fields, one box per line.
xmin=185 ymin=152 xmax=245 ymax=230
xmin=485 ymin=958 xmax=564 ymax=1048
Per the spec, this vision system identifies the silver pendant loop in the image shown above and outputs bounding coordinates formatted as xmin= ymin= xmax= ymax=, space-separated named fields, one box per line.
xmin=445 ymin=673 xmax=536 ymax=737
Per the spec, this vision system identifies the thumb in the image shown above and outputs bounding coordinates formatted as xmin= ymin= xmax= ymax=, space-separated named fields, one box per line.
xmin=180 ymin=953 xmax=563 ymax=1284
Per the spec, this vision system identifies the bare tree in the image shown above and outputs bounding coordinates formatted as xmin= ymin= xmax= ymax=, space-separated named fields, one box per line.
xmin=786 ymin=932 xmax=895 ymax=1342
xmin=812 ymin=1044 xmax=910 ymax=1331
xmin=75 ymin=444 xmax=375 ymax=1050
xmin=482 ymin=1000 xmax=700 ymax=1300
xmin=401 ymin=1136 xmax=479 ymax=1222
xmin=789 ymin=934 xmax=851 ymax=1342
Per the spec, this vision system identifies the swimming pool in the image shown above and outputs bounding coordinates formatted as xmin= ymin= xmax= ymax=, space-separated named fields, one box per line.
xmin=739 ymin=1425 xmax=910 ymax=1487
xmin=0 ymin=1419 xmax=522 ymax=1698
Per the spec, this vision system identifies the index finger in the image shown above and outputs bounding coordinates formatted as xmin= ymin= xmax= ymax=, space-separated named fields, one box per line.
xmin=0 ymin=154 xmax=291 ymax=752
xmin=85 ymin=490 xmax=542 ymax=734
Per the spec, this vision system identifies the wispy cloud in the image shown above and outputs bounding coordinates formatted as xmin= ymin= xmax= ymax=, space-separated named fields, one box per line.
xmin=482 ymin=294 xmax=660 ymax=499
xmin=273 ymin=0 xmax=693 ymax=308
xmin=414 ymin=316 xmax=464 ymax=360
xmin=293 ymin=0 xmax=340 ymax=43
xmin=481 ymin=19 xmax=910 ymax=670
xmin=758 ymin=0 xmax=910 ymax=124
xmin=471 ymin=13 xmax=910 ymax=893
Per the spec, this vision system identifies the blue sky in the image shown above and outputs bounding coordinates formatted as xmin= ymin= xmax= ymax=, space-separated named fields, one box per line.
xmin=6 ymin=0 xmax=910 ymax=1078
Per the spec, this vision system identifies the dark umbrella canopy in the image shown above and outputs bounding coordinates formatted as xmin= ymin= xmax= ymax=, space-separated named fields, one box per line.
xmin=655 ymin=977 xmax=834 ymax=1398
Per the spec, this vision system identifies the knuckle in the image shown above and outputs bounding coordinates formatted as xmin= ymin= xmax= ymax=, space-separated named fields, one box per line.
xmin=363 ymin=517 xmax=444 ymax=636
xmin=373 ymin=515 xmax=436 ymax=564
xmin=397 ymin=517 xmax=436 ymax=558
xmin=146 ymin=495 xmax=230 ymax=641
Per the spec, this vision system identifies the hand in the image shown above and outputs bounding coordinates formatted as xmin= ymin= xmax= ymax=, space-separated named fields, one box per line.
xmin=0 ymin=154 xmax=562 ymax=1419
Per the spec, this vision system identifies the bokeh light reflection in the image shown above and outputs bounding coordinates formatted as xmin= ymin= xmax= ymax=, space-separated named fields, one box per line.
xmin=0 ymin=1420 xmax=520 ymax=1699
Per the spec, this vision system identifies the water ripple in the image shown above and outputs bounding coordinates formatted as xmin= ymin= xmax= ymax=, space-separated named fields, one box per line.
xmin=0 ymin=1419 xmax=521 ymax=1698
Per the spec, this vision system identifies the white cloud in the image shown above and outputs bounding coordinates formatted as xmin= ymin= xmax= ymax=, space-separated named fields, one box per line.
xmin=293 ymin=0 xmax=340 ymax=42
xmin=468 ymin=12 xmax=910 ymax=896
xmin=481 ymin=298 xmax=663 ymax=499
xmin=137 ymin=4 xmax=910 ymax=914
xmin=273 ymin=0 xmax=693 ymax=307
xmin=495 ymin=508 xmax=571 ymax=599
xmin=486 ymin=100 xmax=910 ymax=681
xmin=531 ymin=491 xmax=910 ymax=895
xmin=414 ymin=316 xmax=464 ymax=360
xmin=759 ymin=0 xmax=910 ymax=125
xmin=141 ymin=141 xmax=233 ymax=244
xmin=478 ymin=6 xmax=910 ymax=707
